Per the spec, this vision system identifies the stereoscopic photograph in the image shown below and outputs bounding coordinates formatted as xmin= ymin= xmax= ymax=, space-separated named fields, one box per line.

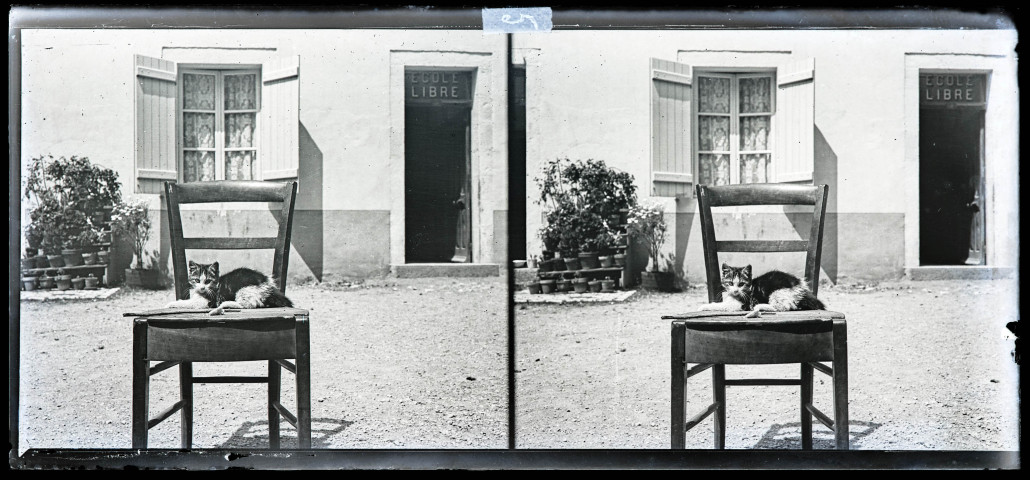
xmin=10 ymin=6 xmax=1020 ymax=470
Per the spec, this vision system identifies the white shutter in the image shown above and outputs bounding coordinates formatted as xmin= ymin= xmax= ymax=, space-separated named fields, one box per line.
xmin=260 ymin=55 xmax=300 ymax=180
xmin=773 ymin=57 xmax=815 ymax=183
xmin=650 ymin=58 xmax=693 ymax=197
xmin=134 ymin=54 xmax=178 ymax=193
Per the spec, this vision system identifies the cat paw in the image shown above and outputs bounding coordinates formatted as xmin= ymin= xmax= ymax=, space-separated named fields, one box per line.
xmin=208 ymin=306 xmax=226 ymax=316
xmin=745 ymin=310 xmax=762 ymax=318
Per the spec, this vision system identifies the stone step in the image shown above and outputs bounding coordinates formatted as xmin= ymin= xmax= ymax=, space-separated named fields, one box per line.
xmin=906 ymin=266 xmax=1015 ymax=281
xmin=391 ymin=263 xmax=501 ymax=278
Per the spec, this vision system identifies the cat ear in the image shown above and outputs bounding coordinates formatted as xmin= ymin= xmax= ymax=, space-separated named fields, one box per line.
xmin=721 ymin=263 xmax=730 ymax=272
xmin=210 ymin=261 xmax=219 ymax=274
xmin=742 ymin=265 xmax=752 ymax=277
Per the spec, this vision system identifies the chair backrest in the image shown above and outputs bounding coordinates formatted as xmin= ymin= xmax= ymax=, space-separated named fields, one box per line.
xmin=695 ymin=183 xmax=828 ymax=303
xmin=164 ymin=181 xmax=298 ymax=301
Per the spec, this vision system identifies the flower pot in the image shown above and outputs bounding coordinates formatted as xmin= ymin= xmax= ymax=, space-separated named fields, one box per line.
xmin=601 ymin=277 xmax=616 ymax=293
xmin=540 ymin=279 xmax=556 ymax=294
xmin=641 ymin=271 xmax=676 ymax=292
xmin=588 ymin=280 xmax=602 ymax=293
xmin=573 ymin=280 xmax=589 ymax=294
xmin=613 ymin=253 xmax=626 ymax=267
xmin=71 ymin=277 xmax=86 ymax=290
xmin=579 ymin=252 xmax=601 ymax=270
xmin=82 ymin=252 xmax=98 ymax=265
xmin=47 ymin=254 xmax=66 ymax=268
xmin=62 ymin=248 xmax=84 ymax=267
xmin=527 ymin=282 xmax=542 ymax=294
xmin=22 ymin=257 xmax=37 ymax=271
xmin=557 ymin=278 xmax=573 ymax=293
xmin=563 ymin=257 xmax=582 ymax=271
xmin=22 ymin=277 xmax=38 ymax=291
xmin=55 ymin=276 xmax=72 ymax=291
xmin=84 ymin=274 xmax=100 ymax=290
xmin=38 ymin=276 xmax=55 ymax=289
xmin=541 ymin=250 xmax=556 ymax=260
xmin=97 ymin=250 xmax=110 ymax=265
xmin=125 ymin=268 xmax=164 ymax=290
xmin=537 ymin=258 xmax=555 ymax=273
xmin=25 ymin=247 xmax=39 ymax=258
xmin=599 ymin=255 xmax=614 ymax=268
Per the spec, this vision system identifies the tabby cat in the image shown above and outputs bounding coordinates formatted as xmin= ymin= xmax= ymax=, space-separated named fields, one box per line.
xmin=165 ymin=261 xmax=294 ymax=315
xmin=698 ymin=263 xmax=825 ymax=313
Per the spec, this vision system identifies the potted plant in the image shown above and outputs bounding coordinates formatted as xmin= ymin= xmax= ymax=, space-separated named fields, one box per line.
xmin=112 ymin=198 xmax=163 ymax=289
xmin=627 ymin=201 xmax=677 ymax=292
xmin=572 ymin=273 xmax=589 ymax=293
xmin=601 ymin=276 xmax=616 ymax=293
xmin=535 ymin=158 xmax=637 ymax=275
xmin=21 ymin=275 xmax=38 ymax=291
xmin=38 ymin=272 xmax=55 ymax=289
xmin=558 ymin=276 xmax=573 ymax=293
xmin=71 ymin=276 xmax=86 ymax=290
xmin=83 ymin=273 xmax=101 ymax=290
xmin=527 ymin=281 xmax=542 ymax=295
xmin=588 ymin=279 xmax=602 ymax=293
xmin=539 ymin=278 xmax=556 ymax=294
xmin=55 ymin=269 xmax=73 ymax=291
xmin=23 ymin=155 xmax=121 ymax=268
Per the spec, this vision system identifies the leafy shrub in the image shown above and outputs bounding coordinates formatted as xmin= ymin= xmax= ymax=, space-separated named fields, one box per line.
xmin=535 ymin=158 xmax=636 ymax=254
xmin=626 ymin=201 xmax=669 ymax=272
xmin=110 ymin=198 xmax=154 ymax=270
xmin=23 ymin=155 xmax=122 ymax=253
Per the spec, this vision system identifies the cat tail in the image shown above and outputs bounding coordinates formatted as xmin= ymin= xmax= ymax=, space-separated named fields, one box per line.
xmin=265 ymin=278 xmax=294 ymax=308
xmin=797 ymin=291 xmax=826 ymax=310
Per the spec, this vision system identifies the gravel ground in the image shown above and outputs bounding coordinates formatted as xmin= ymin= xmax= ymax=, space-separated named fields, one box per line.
xmin=15 ymin=276 xmax=1020 ymax=456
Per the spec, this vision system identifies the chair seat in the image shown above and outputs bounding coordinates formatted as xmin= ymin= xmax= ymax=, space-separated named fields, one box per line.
xmin=667 ymin=311 xmax=846 ymax=365
xmin=129 ymin=308 xmax=310 ymax=362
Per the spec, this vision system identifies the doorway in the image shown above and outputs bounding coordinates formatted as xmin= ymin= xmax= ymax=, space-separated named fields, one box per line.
xmin=405 ymin=103 xmax=473 ymax=263
xmin=919 ymin=107 xmax=986 ymax=266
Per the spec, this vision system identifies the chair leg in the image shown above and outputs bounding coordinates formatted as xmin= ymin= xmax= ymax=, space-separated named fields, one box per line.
xmin=179 ymin=362 xmax=193 ymax=449
xmin=295 ymin=315 xmax=312 ymax=449
xmin=268 ymin=360 xmax=281 ymax=449
xmin=131 ymin=320 xmax=149 ymax=449
xmin=832 ymin=320 xmax=850 ymax=450
xmin=670 ymin=322 xmax=687 ymax=449
xmin=801 ymin=362 xmax=814 ymax=450
xmin=712 ymin=364 xmax=726 ymax=449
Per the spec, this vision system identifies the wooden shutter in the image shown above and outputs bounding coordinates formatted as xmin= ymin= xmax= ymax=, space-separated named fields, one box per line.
xmin=650 ymin=58 xmax=693 ymax=197
xmin=134 ymin=54 xmax=178 ymax=194
xmin=773 ymin=57 xmax=815 ymax=183
xmin=260 ymin=56 xmax=301 ymax=180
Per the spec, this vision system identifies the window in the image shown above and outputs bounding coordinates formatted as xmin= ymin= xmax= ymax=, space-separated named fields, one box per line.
xmin=650 ymin=58 xmax=815 ymax=196
xmin=181 ymin=69 xmax=261 ymax=182
xmin=133 ymin=54 xmax=300 ymax=194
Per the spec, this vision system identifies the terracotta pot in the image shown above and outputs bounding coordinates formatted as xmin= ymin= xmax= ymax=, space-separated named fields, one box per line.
xmin=563 ymin=257 xmax=582 ymax=271
xmin=84 ymin=274 xmax=100 ymax=290
xmin=22 ymin=277 xmax=38 ymax=291
xmin=82 ymin=252 xmax=98 ymax=265
xmin=527 ymin=282 xmax=542 ymax=294
xmin=557 ymin=278 xmax=573 ymax=293
xmin=573 ymin=279 xmax=589 ymax=294
xmin=613 ymin=253 xmax=626 ymax=267
xmin=588 ymin=280 xmax=602 ymax=293
xmin=599 ymin=255 xmax=614 ymax=268
xmin=47 ymin=254 xmax=66 ymax=268
xmin=125 ymin=268 xmax=164 ymax=290
xmin=97 ymin=251 xmax=110 ymax=265
xmin=71 ymin=277 xmax=86 ymax=290
xmin=537 ymin=258 xmax=555 ymax=273
xmin=55 ymin=277 xmax=72 ymax=291
xmin=22 ymin=257 xmax=37 ymax=271
xmin=38 ymin=276 xmax=55 ymax=289
xmin=601 ymin=277 xmax=616 ymax=293
xmin=540 ymin=279 xmax=556 ymax=294
xmin=62 ymin=248 xmax=84 ymax=267
xmin=641 ymin=271 xmax=676 ymax=292
xmin=579 ymin=252 xmax=601 ymax=270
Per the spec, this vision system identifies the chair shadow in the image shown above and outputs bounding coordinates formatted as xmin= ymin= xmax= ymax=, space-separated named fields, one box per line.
xmin=217 ymin=417 xmax=353 ymax=449
xmin=753 ymin=420 xmax=881 ymax=449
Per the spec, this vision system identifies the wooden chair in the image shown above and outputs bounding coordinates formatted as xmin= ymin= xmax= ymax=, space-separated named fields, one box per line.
xmin=664 ymin=183 xmax=848 ymax=450
xmin=129 ymin=180 xmax=311 ymax=449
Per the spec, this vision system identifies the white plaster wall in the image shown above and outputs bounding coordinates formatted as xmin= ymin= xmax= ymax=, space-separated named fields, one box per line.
xmin=516 ymin=30 xmax=1018 ymax=270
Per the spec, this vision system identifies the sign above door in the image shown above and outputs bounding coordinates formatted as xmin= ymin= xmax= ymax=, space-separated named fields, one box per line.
xmin=406 ymin=70 xmax=473 ymax=106
xmin=920 ymin=73 xmax=987 ymax=108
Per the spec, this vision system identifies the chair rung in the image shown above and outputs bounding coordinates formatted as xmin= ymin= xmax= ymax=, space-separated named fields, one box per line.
xmin=809 ymin=361 xmax=833 ymax=376
xmin=725 ymin=378 xmax=802 ymax=386
xmin=272 ymin=401 xmax=298 ymax=427
xmin=687 ymin=363 xmax=713 ymax=378
xmin=149 ymin=361 xmax=180 ymax=376
xmin=274 ymin=359 xmax=297 ymax=374
xmin=806 ymin=403 xmax=834 ymax=429
xmin=148 ymin=400 xmax=186 ymax=429
xmin=684 ymin=403 xmax=718 ymax=431
xmin=192 ymin=376 xmax=268 ymax=384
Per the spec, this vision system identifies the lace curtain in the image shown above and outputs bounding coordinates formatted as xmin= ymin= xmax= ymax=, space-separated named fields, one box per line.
xmin=697 ymin=74 xmax=772 ymax=186
xmin=182 ymin=71 xmax=258 ymax=182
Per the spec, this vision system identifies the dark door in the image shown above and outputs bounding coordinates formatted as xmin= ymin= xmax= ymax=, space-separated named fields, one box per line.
xmin=405 ymin=104 xmax=472 ymax=263
xmin=510 ymin=65 xmax=527 ymax=261
xmin=919 ymin=108 xmax=986 ymax=265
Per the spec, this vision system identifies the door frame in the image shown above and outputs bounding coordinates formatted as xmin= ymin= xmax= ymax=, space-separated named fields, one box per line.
xmin=390 ymin=50 xmax=500 ymax=266
xmin=903 ymin=52 xmax=1018 ymax=270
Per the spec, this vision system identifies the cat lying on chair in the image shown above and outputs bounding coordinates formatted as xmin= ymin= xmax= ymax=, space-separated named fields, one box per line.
xmin=698 ymin=264 xmax=825 ymax=315
xmin=166 ymin=261 xmax=294 ymax=315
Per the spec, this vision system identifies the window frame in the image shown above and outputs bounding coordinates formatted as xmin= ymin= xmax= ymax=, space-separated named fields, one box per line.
xmin=692 ymin=68 xmax=777 ymax=187
xmin=177 ymin=64 xmax=262 ymax=183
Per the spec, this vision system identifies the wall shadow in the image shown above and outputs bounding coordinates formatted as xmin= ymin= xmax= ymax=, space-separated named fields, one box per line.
xmin=218 ymin=417 xmax=353 ymax=449
xmin=289 ymin=121 xmax=324 ymax=282
xmin=753 ymin=420 xmax=881 ymax=449
xmin=788 ymin=125 xmax=839 ymax=284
